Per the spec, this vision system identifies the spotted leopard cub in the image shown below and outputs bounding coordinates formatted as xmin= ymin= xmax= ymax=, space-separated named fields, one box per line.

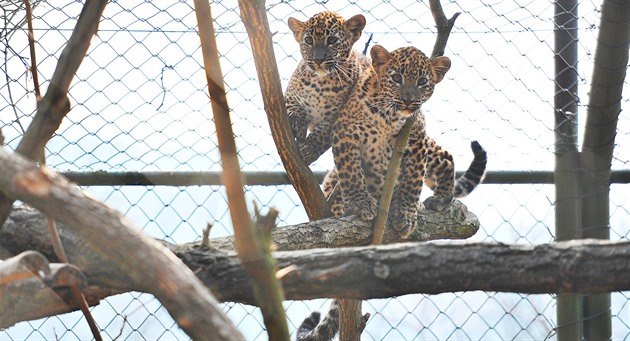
xmin=286 ymin=11 xmax=369 ymax=164
xmin=330 ymin=45 xmax=459 ymax=237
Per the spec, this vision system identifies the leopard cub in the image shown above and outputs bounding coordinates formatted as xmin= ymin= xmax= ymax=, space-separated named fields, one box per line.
xmin=285 ymin=11 xmax=369 ymax=164
xmin=329 ymin=44 xmax=477 ymax=238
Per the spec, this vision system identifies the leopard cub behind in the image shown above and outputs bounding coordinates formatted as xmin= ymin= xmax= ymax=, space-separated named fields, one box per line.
xmin=285 ymin=11 xmax=369 ymax=164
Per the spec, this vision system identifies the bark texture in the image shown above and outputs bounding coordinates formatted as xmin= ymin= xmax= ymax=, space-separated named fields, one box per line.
xmin=3 ymin=205 xmax=630 ymax=326
xmin=0 ymin=150 xmax=243 ymax=340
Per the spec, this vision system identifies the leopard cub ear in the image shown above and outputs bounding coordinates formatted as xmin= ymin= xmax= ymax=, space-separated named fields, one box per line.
xmin=288 ymin=17 xmax=305 ymax=42
xmin=346 ymin=14 xmax=366 ymax=43
xmin=431 ymin=56 xmax=451 ymax=84
xmin=370 ymin=45 xmax=391 ymax=68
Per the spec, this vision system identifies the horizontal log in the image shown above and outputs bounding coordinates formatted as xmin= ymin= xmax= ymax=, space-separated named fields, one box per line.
xmin=3 ymin=206 xmax=630 ymax=325
xmin=59 ymin=170 xmax=630 ymax=186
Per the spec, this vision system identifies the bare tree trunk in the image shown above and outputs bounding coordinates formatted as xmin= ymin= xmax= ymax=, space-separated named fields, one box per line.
xmin=580 ymin=1 xmax=630 ymax=339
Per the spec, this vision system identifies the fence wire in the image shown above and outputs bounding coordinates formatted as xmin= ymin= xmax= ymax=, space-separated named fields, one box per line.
xmin=1 ymin=0 xmax=629 ymax=340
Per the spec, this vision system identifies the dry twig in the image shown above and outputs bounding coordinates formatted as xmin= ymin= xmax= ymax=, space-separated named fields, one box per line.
xmin=20 ymin=1 xmax=102 ymax=338
xmin=194 ymin=1 xmax=288 ymax=339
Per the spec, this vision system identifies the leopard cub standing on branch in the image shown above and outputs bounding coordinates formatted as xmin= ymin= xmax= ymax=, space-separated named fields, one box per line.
xmin=285 ymin=11 xmax=369 ymax=164
xmin=298 ymin=46 xmax=487 ymax=341
xmin=326 ymin=44 xmax=486 ymax=238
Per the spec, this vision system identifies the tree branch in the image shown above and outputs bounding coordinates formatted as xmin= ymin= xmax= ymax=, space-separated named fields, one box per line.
xmin=195 ymin=2 xmax=288 ymax=339
xmin=4 ymin=210 xmax=630 ymax=326
xmin=0 ymin=251 xmax=93 ymax=328
xmin=237 ymin=1 xmax=329 ymax=220
xmin=429 ymin=0 xmax=461 ymax=58
xmin=0 ymin=0 xmax=108 ymax=227
xmin=0 ymin=149 xmax=243 ymax=340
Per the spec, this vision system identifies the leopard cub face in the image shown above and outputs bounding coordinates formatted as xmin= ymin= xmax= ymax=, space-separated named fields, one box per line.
xmin=370 ymin=45 xmax=451 ymax=117
xmin=288 ymin=11 xmax=365 ymax=75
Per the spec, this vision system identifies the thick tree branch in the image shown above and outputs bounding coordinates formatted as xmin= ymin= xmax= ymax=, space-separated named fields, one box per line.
xmin=188 ymin=199 xmax=477 ymax=251
xmin=0 ymin=150 xmax=242 ymax=340
xmin=579 ymin=2 xmax=629 ymax=338
xmin=3 ymin=210 xmax=630 ymax=326
xmin=237 ymin=1 xmax=328 ymax=220
xmin=0 ymin=198 xmax=472 ymax=327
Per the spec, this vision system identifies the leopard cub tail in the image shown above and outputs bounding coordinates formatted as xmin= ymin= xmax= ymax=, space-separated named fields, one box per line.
xmin=454 ymin=141 xmax=487 ymax=198
xmin=296 ymin=300 xmax=340 ymax=341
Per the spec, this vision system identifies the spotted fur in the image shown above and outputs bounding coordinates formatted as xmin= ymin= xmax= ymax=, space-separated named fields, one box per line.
xmin=286 ymin=11 xmax=369 ymax=164
xmin=295 ymin=300 xmax=339 ymax=341
xmin=326 ymin=45 xmax=486 ymax=238
xmin=299 ymin=47 xmax=486 ymax=341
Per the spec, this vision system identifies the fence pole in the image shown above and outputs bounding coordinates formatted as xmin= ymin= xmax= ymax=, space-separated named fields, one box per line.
xmin=553 ymin=0 xmax=582 ymax=340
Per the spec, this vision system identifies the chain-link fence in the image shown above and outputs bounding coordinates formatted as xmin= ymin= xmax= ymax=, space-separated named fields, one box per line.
xmin=1 ymin=0 xmax=629 ymax=339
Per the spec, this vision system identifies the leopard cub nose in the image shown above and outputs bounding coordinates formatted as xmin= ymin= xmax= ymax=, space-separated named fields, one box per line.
xmin=401 ymin=93 xmax=415 ymax=106
xmin=400 ymin=86 xmax=418 ymax=106
xmin=312 ymin=47 xmax=327 ymax=65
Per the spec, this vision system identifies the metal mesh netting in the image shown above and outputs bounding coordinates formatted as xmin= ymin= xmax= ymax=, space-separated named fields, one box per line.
xmin=1 ymin=0 xmax=629 ymax=340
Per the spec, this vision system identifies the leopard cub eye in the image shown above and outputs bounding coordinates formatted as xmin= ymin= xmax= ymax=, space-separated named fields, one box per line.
xmin=391 ymin=73 xmax=403 ymax=84
xmin=304 ymin=36 xmax=313 ymax=45
xmin=326 ymin=36 xmax=339 ymax=45
xmin=417 ymin=77 xmax=428 ymax=87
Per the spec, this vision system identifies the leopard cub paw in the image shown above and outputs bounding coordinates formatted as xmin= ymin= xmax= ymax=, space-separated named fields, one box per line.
xmin=289 ymin=115 xmax=308 ymax=140
xmin=389 ymin=203 xmax=418 ymax=239
xmin=345 ymin=196 xmax=377 ymax=221
xmin=423 ymin=195 xmax=453 ymax=212
xmin=298 ymin=141 xmax=319 ymax=165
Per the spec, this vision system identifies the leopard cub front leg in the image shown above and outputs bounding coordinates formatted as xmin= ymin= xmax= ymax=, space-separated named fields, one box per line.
xmin=287 ymin=104 xmax=309 ymax=141
xmin=332 ymin=132 xmax=378 ymax=221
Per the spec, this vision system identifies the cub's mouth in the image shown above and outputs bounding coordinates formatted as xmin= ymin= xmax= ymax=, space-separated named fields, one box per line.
xmin=397 ymin=103 xmax=418 ymax=116
xmin=307 ymin=61 xmax=334 ymax=75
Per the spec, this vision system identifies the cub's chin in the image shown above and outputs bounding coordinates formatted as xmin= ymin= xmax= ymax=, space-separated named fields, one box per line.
xmin=399 ymin=107 xmax=416 ymax=117
xmin=308 ymin=64 xmax=331 ymax=77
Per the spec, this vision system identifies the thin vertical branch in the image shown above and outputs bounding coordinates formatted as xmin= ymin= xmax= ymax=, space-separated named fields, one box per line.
xmin=193 ymin=1 xmax=289 ymax=340
xmin=22 ymin=0 xmax=40 ymax=99
xmin=371 ymin=119 xmax=414 ymax=244
xmin=372 ymin=1 xmax=460 ymax=247
xmin=45 ymin=217 xmax=103 ymax=341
